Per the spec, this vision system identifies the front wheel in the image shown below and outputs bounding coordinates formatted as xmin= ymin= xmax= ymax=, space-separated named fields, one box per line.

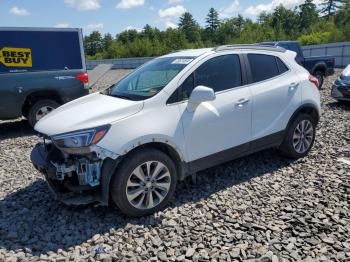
xmin=28 ymin=99 xmax=60 ymax=127
xmin=279 ymin=114 xmax=316 ymax=159
xmin=110 ymin=148 xmax=177 ymax=217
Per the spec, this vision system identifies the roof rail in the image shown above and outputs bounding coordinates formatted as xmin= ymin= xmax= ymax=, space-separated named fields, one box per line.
xmin=214 ymin=44 xmax=286 ymax=53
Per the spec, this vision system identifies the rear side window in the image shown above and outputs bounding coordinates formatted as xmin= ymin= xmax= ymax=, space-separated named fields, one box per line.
xmin=248 ymin=54 xmax=288 ymax=83
xmin=248 ymin=54 xmax=279 ymax=82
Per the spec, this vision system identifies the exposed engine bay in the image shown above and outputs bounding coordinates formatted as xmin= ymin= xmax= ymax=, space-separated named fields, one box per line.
xmin=51 ymin=156 xmax=102 ymax=187
xmin=43 ymin=139 xmax=104 ymax=188
xmin=31 ymin=138 xmax=120 ymax=206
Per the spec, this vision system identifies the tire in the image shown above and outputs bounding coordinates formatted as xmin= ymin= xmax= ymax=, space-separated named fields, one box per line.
xmin=110 ymin=148 xmax=177 ymax=217
xmin=28 ymin=99 xmax=60 ymax=127
xmin=279 ymin=114 xmax=316 ymax=159
xmin=313 ymin=71 xmax=324 ymax=89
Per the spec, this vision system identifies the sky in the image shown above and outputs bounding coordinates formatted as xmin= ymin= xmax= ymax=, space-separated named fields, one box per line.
xmin=0 ymin=0 xmax=317 ymax=36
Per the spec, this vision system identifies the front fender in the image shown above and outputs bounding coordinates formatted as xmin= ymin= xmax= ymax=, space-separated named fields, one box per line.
xmin=116 ymin=134 xmax=186 ymax=161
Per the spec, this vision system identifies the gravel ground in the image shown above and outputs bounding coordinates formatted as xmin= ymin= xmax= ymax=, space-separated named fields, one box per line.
xmin=0 ymin=69 xmax=349 ymax=262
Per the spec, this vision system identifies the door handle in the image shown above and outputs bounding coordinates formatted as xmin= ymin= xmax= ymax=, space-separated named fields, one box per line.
xmin=289 ymin=82 xmax=299 ymax=91
xmin=236 ymin=98 xmax=249 ymax=107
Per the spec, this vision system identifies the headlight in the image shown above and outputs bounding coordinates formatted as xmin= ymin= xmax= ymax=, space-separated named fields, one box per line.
xmin=51 ymin=125 xmax=110 ymax=149
xmin=334 ymin=79 xmax=344 ymax=87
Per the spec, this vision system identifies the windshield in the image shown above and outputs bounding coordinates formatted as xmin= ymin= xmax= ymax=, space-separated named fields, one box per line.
xmin=109 ymin=56 xmax=195 ymax=101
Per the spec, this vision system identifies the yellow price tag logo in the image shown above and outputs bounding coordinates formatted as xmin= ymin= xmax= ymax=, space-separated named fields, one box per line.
xmin=0 ymin=47 xmax=32 ymax=67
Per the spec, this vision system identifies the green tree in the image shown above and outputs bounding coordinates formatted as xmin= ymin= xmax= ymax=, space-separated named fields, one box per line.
xmin=84 ymin=31 xmax=103 ymax=56
xmin=298 ymin=0 xmax=318 ymax=32
xmin=103 ymin=33 xmax=113 ymax=50
xmin=321 ymin=0 xmax=344 ymax=18
xmin=84 ymin=0 xmax=350 ymax=60
xmin=271 ymin=5 xmax=299 ymax=39
xmin=178 ymin=12 xmax=201 ymax=43
xmin=117 ymin=29 xmax=139 ymax=43
xmin=205 ymin=8 xmax=220 ymax=32
xmin=335 ymin=0 xmax=350 ymax=25
xmin=162 ymin=28 xmax=188 ymax=51
xmin=204 ymin=8 xmax=220 ymax=43
xmin=216 ymin=16 xmax=246 ymax=44
xmin=142 ymin=24 xmax=161 ymax=41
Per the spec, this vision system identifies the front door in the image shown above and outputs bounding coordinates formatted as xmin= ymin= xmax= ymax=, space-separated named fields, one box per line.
xmin=178 ymin=54 xmax=252 ymax=168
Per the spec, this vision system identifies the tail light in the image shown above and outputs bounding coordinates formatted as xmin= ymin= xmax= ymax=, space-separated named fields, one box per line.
xmin=76 ymin=73 xmax=89 ymax=89
xmin=309 ymin=75 xmax=319 ymax=90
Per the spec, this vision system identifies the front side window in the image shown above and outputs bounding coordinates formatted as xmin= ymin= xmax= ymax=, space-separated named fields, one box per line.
xmin=171 ymin=55 xmax=242 ymax=102
xmin=110 ymin=57 xmax=194 ymax=101
xmin=195 ymin=55 xmax=242 ymax=93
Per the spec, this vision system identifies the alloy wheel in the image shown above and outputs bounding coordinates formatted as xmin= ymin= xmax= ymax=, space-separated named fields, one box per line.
xmin=126 ymin=161 xmax=171 ymax=210
xmin=292 ymin=119 xmax=314 ymax=154
xmin=35 ymin=106 xmax=55 ymax=121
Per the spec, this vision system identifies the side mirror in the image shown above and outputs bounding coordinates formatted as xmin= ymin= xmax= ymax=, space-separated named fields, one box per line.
xmin=187 ymin=85 xmax=216 ymax=112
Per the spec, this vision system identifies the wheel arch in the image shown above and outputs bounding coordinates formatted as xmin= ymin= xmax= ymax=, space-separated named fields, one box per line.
xmin=22 ymin=90 xmax=63 ymax=117
xmin=121 ymin=142 xmax=185 ymax=180
xmin=101 ymin=140 xmax=186 ymax=205
xmin=312 ymin=63 xmax=326 ymax=75
xmin=287 ymin=103 xmax=320 ymax=130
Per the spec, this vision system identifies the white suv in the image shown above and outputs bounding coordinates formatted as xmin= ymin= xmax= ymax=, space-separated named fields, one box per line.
xmin=31 ymin=45 xmax=321 ymax=216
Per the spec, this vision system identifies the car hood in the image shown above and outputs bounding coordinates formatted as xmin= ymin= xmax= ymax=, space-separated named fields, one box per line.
xmin=35 ymin=93 xmax=144 ymax=136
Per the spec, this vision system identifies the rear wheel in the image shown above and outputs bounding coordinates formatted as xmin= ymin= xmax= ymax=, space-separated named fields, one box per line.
xmin=111 ymin=148 xmax=177 ymax=216
xmin=313 ymin=71 xmax=324 ymax=89
xmin=279 ymin=114 xmax=316 ymax=159
xmin=28 ymin=99 xmax=60 ymax=127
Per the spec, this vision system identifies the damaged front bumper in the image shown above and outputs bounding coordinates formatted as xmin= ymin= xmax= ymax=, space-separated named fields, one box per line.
xmin=31 ymin=141 xmax=120 ymax=206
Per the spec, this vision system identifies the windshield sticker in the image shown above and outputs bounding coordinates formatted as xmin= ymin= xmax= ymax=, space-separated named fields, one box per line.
xmin=172 ymin=58 xmax=193 ymax=65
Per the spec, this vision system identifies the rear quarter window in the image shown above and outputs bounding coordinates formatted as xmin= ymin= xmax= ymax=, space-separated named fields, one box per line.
xmin=276 ymin=57 xmax=289 ymax=74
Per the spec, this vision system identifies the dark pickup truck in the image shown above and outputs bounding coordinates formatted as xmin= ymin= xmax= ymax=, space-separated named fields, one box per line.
xmin=0 ymin=27 xmax=89 ymax=127
xmin=260 ymin=41 xmax=335 ymax=88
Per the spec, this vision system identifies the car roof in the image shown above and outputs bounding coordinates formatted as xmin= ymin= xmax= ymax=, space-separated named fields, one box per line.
xmin=163 ymin=44 xmax=286 ymax=58
xmin=214 ymin=44 xmax=286 ymax=53
xmin=162 ymin=48 xmax=213 ymax=58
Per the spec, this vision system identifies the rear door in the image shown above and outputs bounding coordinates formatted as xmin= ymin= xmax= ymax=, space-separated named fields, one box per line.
xmin=246 ymin=53 xmax=302 ymax=144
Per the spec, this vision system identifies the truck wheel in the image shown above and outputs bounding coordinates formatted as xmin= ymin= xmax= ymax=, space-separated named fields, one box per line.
xmin=313 ymin=71 xmax=324 ymax=89
xmin=279 ymin=114 xmax=316 ymax=159
xmin=110 ymin=148 xmax=177 ymax=217
xmin=28 ymin=99 xmax=60 ymax=127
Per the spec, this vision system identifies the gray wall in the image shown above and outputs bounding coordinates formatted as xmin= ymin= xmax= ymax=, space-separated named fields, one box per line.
xmin=86 ymin=41 xmax=350 ymax=70
xmin=301 ymin=41 xmax=350 ymax=68
xmin=86 ymin=57 xmax=154 ymax=70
